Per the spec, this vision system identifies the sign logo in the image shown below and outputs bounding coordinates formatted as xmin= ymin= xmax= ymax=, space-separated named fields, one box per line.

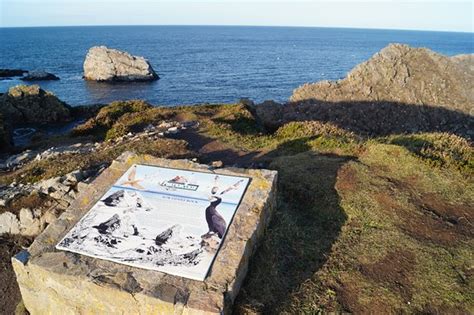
xmin=161 ymin=176 xmax=199 ymax=191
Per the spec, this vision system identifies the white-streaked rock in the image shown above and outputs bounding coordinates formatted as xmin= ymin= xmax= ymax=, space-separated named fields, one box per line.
xmin=83 ymin=46 xmax=159 ymax=82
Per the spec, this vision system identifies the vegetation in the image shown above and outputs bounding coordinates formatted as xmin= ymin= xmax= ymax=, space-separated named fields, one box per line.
xmin=3 ymin=101 xmax=473 ymax=313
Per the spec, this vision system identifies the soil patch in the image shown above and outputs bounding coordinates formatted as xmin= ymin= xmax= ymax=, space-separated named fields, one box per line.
xmin=0 ymin=235 xmax=33 ymax=314
xmin=336 ymin=164 xmax=359 ymax=192
xmin=402 ymin=192 xmax=473 ymax=246
xmin=371 ymin=175 xmax=473 ymax=247
xmin=360 ymin=249 xmax=416 ymax=301
xmin=334 ymin=279 xmax=394 ymax=314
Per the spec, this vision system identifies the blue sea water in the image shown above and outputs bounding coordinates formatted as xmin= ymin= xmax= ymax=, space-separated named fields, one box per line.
xmin=0 ymin=26 xmax=472 ymax=106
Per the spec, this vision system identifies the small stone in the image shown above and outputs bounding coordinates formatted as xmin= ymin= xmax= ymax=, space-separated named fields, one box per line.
xmin=0 ymin=212 xmax=20 ymax=234
xmin=211 ymin=161 xmax=224 ymax=168
xmin=19 ymin=208 xmax=43 ymax=236
xmin=42 ymin=208 xmax=58 ymax=225
xmin=167 ymin=127 xmax=179 ymax=134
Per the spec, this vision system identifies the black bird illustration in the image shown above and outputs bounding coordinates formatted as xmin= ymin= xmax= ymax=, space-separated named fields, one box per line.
xmin=204 ymin=196 xmax=227 ymax=239
xmin=101 ymin=190 xmax=125 ymax=207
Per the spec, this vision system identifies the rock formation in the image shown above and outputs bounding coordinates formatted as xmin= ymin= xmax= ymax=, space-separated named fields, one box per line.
xmin=83 ymin=46 xmax=159 ymax=82
xmin=0 ymin=85 xmax=71 ymax=125
xmin=21 ymin=71 xmax=59 ymax=81
xmin=291 ymin=43 xmax=474 ymax=115
xmin=250 ymin=44 xmax=474 ymax=138
xmin=0 ymin=69 xmax=28 ymax=78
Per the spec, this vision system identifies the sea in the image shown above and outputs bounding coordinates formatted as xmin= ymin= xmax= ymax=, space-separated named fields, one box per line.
xmin=0 ymin=26 xmax=473 ymax=107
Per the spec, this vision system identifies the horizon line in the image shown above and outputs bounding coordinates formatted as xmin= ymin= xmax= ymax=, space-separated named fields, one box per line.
xmin=0 ymin=24 xmax=472 ymax=34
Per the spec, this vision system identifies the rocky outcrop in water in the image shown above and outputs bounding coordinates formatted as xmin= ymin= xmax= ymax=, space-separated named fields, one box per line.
xmin=0 ymin=85 xmax=71 ymax=125
xmin=21 ymin=71 xmax=59 ymax=81
xmin=291 ymin=44 xmax=474 ymax=115
xmin=0 ymin=69 xmax=28 ymax=78
xmin=83 ymin=46 xmax=159 ymax=82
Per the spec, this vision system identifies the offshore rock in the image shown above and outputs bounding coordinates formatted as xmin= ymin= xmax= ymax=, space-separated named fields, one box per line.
xmin=83 ymin=46 xmax=159 ymax=82
xmin=0 ymin=85 xmax=71 ymax=125
xmin=0 ymin=69 xmax=28 ymax=78
xmin=21 ymin=70 xmax=59 ymax=81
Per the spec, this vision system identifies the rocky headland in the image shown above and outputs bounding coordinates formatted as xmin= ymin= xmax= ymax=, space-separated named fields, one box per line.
xmin=83 ymin=46 xmax=159 ymax=82
xmin=255 ymin=44 xmax=473 ymax=137
xmin=0 ymin=43 xmax=473 ymax=315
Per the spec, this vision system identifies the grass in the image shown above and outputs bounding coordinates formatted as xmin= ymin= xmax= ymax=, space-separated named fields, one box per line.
xmin=235 ymin=143 xmax=473 ymax=314
xmin=3 ymin=101 xmax=473 ymax=314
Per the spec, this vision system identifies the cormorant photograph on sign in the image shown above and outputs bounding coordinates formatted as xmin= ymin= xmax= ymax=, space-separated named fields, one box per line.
xmin=56 ymin=164 xmax=250 ymax=281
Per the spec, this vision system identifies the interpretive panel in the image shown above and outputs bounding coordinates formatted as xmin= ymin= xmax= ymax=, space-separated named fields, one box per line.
xmin=57 ymin=164 xmax=250 ymax=281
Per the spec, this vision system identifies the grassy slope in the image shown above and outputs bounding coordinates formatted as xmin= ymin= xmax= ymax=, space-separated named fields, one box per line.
xmin=195 ymin=104 xmax=474 ymax=314
xmin=3 ymin=101 xmax=473 ymax=313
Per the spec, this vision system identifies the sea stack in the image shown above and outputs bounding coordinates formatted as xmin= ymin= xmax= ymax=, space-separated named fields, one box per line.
xmin=83 ymin=46 xmax=159 ymax=82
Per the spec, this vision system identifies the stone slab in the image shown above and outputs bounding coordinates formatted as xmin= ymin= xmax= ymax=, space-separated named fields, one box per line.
xmin=12 ymin=152 xmax=277 ymax=314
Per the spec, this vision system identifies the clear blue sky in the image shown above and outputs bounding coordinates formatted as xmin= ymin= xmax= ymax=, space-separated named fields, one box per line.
xmin=0 ymin=0 xmax=472 ymax=32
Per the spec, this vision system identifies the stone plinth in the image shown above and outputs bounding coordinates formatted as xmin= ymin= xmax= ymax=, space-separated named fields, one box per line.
xmin=12 ymin=152 xmax=277 ymax=314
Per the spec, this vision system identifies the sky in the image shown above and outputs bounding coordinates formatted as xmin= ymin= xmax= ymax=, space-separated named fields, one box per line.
xmin=0 ymin=0 xmax=472 ymax=32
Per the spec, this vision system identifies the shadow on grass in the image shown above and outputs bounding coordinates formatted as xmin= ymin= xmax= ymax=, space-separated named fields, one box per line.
xmin=234 ymin=150 xmax=353 ymax=313
xmin=213 ymin=116 xmax=264 ymax=136
xmin=257 ymin=99 xmax=474 ymax=140
xmin=169 ymin=127 xmax=261 ymax=166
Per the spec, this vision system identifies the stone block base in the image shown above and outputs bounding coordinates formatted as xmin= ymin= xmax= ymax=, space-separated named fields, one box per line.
xmin=12 ymin=152 xmax=277 ymax=314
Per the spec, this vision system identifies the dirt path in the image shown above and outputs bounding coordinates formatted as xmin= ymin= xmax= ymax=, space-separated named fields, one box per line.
xmin=171 ymin=127 xmax=262 ymax=167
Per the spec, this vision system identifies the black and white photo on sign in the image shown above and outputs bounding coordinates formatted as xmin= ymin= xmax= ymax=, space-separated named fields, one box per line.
xmin=56 ymin=164 xmax=250 ymax=281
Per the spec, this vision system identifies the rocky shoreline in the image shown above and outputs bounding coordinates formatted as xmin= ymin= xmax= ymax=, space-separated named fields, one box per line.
xmin=0 ymin=43 xmax=473 ymax=314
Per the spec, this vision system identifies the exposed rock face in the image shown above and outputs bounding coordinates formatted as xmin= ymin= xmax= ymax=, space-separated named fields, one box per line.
xmin=250 ymin=44 xmax=474 ymax=138
xmin=0 ymin=85 xmax=71 ymax=125
xmin=21 ymin=71 xmax=59 ymax=81
xmin=83 ymin=46 xmax=159 ymax=82
xmin=291 ymin=44 xmax=474 ymax=114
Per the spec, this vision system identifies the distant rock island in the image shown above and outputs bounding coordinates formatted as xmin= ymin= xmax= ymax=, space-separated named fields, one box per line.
xmin=83 ymin=46 xmax=159 ymax=82
xmin=21 ymin=71 xmax=59 ymax=81
xmin=0 ymin=69 xmax=59 ymax=81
